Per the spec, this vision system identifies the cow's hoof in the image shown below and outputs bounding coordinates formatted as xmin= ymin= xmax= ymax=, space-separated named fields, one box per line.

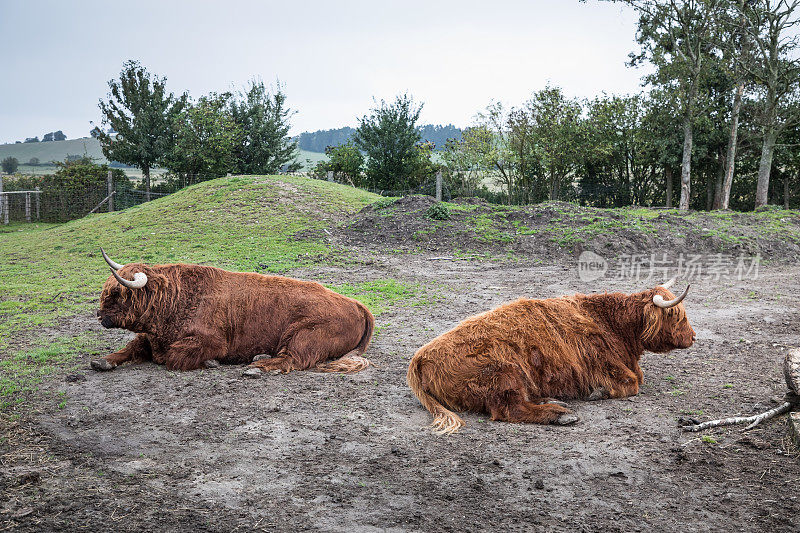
xmin=204 ymin=359 xmax=221 ymax=369
xmin=90 ymin=359 xmax=115 ymax=372
xmin=554 ymin=413 xmax=579 ymax=425
xmin=545 ymin=399 xmax=570 ymax=408
xmin=587 ymin=387 xmax=610 ymax=401
xmin=252 ymin=354 xmax=271 ymax=362
xmin=242 ymin=367 xmax=263 ymax=378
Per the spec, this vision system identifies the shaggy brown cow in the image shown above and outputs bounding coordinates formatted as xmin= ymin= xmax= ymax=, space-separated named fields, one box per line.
xmin=407 ymin=280 xmax=695 ymax=433
xmin=92 ymin=249 xmax=374 ymax=373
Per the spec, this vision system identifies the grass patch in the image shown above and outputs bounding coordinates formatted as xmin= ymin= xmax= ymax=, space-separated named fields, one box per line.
xmin=0 ymin=332 xmax=106 ymax=410
xmin=329 ymin=279 xmax=440 ymax=316
xmin=0 ymin=175 xmax=379 ymax=355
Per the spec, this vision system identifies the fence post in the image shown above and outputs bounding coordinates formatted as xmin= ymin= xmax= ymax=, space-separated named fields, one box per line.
xmin=25 ymin=192 xmax=31 ymax=222
xmin=36 ymin=187 xmax=40 ymax=220
xmin=107 ymin=171 xmax=114 ymax=212
xmin=435 ymin=170 xmax=443 ymax=202
xmin=326 ymin=171 xmax=334 ymax=183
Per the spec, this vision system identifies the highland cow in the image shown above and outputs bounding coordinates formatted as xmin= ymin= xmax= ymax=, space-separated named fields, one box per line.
xmin=407 ymin=280 xmax=695 ymax=433
xmin=92 ymin=249 xmax=374 ymax=373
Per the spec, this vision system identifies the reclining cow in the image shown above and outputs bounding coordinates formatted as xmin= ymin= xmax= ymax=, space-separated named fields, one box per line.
xmin=92 ymin=249 xmax=374 ymax=373
xmin=407 ymin=280 xmax=695 ymax=433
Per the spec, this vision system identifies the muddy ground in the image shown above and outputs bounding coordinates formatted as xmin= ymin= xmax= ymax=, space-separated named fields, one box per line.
xmin=2 ymin=211 xmax=800 ymax=531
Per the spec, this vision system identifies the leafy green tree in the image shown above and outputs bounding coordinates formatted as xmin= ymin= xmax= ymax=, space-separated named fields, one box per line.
xmin=2 ymin=157 xmax=19 ymax=174
xmin=441 ymin=126 xmax=494 ymax=196
xmin=582 ymin=94 xmax=659 ymax=207
xmin=354 ymin=94 xmax=425 ymax=191
xmin=313 ymin=141 xmax=365 ymax=186
xmin=523 ymin=86 xmax=583 ymax=201
xmin=94 ymin=60 xmax=187 ymax=200
xmin=24 ymin=137 xmax=39 ymax=143
xmin=739 ymin=0 xmax=800 ymax=207
xmin=42 ymin=130 xmax=67 ymax=142
xmin=27 ymin=157 xmax=40 ymax=166
xmin=165 ymin=93 xmax=241 ymax=182
xmin=229 ymin=80 xmax=300 ymax=174
xmin=611 ymin=0 xmax=726 ymax=209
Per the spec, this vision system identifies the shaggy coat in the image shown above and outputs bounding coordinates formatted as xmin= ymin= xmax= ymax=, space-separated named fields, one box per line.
xmin=407 ymin=285 xmax=695 ymax=433
xmin=94 ymin=263 xmax=374 ymax=373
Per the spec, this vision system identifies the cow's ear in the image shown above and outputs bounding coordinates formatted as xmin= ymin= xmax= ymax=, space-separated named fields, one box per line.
xmin=641 ymin=298 xmax=664 ymax=342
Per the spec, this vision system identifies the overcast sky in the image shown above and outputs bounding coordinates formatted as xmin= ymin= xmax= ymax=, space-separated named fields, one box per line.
xmin=0 ymin=0 xmax=647 ymax=144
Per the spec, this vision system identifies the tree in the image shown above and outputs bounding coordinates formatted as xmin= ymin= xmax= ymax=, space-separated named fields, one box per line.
xmin=24 ymin=137 xmax=39 ymax=143
xmin=2 ymin=157 xmax=19 ymax=174
xmin=613 ymin=0 xmax=725 ymax=209
xmin=523 ymin=86 xmax=583 ymax=201
xmin=441 ymin=126 xmax=493 ymax=197
xmin=164 ymin=93 xmax=241 ymax=182
xmin=229 ymin=80 xmax=300 ymax=174
xmin=27 ymin=157 xmax=39 ymax=166
xmin=582 ymin=94 xmax=660 ymax=207
xmin=43 ymin=130 xmax=67 ymax=142
xmin=740 ymin=0 xmax=800 ymax=207
xmin=313 ymin=141 xmax=365 ymax=186
xmin=354 ymin=94 xmax=425 ymax=191
xmin=94 ymin=60 xmax=187 ymax=200
xmin=718 ymin=0 xmax=753 ymax=209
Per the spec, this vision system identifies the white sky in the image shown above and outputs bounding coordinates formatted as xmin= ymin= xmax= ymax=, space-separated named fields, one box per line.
xmin=0 ymin=0 xmax=647 ymax=144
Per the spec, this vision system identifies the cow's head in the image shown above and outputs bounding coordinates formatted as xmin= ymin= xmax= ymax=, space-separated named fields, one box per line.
xmin=641 ymin=278 xmax=695 ymax=352
xmin=96 ymin=249 xmax=166 ymax=331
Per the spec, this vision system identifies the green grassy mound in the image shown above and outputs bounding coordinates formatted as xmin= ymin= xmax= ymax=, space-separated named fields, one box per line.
xmin=0 ymin=175 xmax=408 ymax=409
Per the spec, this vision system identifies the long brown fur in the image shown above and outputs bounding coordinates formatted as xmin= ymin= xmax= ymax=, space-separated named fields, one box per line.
xmin=95 ymin=263 xmax=374 ymax=373
xmin=407 ymin=285 xmax=695 ymax=433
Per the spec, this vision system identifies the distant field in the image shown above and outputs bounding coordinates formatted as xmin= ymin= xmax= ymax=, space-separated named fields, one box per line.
xmin=0 ymin=138 xmax=105 ymax=165
xmin=0 ymin=138 xmax=327 ymax=173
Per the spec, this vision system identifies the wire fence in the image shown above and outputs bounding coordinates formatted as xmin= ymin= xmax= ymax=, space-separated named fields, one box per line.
xmin=0 ymin=183 xmax=169 ymax=223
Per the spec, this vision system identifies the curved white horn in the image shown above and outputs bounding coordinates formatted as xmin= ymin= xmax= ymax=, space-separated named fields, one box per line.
xmin=111 ymin=268 xmax=148 ymax=289
xmin=653 ymin=284 xmax=690 ymax=309
xmin=101 ymin=248 xmax=124 ymax=271
xmin=660 ymin=278 xmax=676 ymax=290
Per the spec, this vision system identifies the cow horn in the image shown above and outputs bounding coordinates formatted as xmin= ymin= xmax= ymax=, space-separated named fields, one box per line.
xmin=101 ymin=248 xmax=124 ymax=271
xmin=660 ymin=278 xmax=676 ymax=290
xmin=653 ymin=284 xmax=690 ymax=309
xmin=111 ymin=268 xmax=148 ymax=289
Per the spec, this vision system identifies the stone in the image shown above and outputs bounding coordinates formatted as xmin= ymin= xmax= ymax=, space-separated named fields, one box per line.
xmin=242 ymin=368 xmax=263 ymax=379
xmin=90 ymin=359 xmax=114 ymax=372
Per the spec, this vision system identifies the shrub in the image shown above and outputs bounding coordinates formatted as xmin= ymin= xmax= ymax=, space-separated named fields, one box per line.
xmin=2 ymin=157 xmax=19 ymax=174
xmin=427 ymin=202 xmax=450 ymax=220
xmin=6 ymin=157 xmax=132 ymax=222
xmin=371 ymin=197 xmax=396 ymax=210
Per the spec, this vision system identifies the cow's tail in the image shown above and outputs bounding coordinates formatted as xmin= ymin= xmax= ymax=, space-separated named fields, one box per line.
xmin=316 ymin=304 xmax=374 ymax=374
xmin=407 ymin=355 xmax=465 ymax=434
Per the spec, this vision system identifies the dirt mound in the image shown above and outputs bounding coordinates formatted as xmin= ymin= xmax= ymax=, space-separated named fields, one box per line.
xmin=338 ymin=196 xmax=800 ymax=261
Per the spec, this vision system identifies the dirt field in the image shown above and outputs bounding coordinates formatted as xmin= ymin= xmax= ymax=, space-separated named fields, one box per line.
xmin=2 ymin=192 xmax=800 ymax=532
xmin=1 ymin=250 xmax=798 ymax=531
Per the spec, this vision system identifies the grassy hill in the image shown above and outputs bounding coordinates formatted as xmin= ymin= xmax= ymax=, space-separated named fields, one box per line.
xmin=0 ymin=174 xmax=427 ymax=409
xmin=0 ymin=138 xmax=327 ymax=173
xmin=0 ymin=138 xmax=105 ymax=165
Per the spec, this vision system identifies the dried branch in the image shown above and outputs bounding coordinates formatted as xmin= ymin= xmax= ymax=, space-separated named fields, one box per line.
xmin=683 ymin=401 xmax=794 ymax=431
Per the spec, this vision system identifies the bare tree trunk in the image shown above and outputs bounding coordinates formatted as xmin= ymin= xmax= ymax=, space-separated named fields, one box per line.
xmin=712 ymin=148 xmax=725 ymax=210
xmin=679 ymin=112 xmax=693 ymax=210
xmin=665 ymin=166 xmax=673 ymax=208
xmin=144 ymin=165 xmax=151 ymax=202
xmin=786 ymin=173 xmax=791 ymax=209
xmin=755 ymin=127 xmax=778 ymax=208
xmin=720 ymin=82 xmax=744 ymax=210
